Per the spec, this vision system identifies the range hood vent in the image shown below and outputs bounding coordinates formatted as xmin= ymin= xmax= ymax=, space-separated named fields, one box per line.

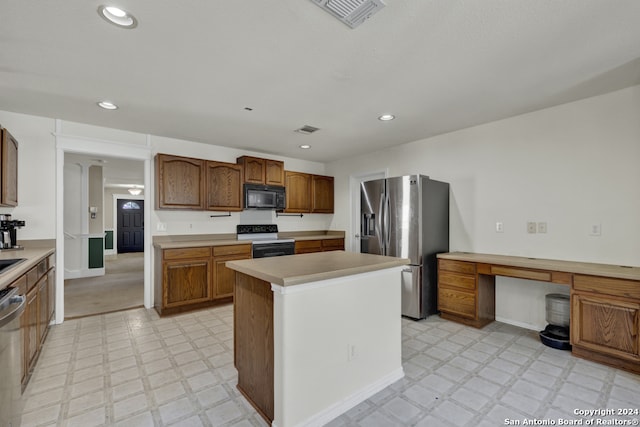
xmin=310 ymin=0 xmax=386 ymax=29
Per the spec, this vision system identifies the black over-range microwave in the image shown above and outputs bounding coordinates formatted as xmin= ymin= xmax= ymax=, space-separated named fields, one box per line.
xmin=244 ymin=184 xmax=286 ymax=210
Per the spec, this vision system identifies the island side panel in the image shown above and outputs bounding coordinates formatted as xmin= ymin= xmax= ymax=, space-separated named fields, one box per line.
xmin=234 ymin=272 xmax=274 ymax=423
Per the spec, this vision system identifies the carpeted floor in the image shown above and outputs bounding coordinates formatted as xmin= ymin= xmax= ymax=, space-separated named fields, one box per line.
xmin=64 ymin=252 xmax=144 ymax=319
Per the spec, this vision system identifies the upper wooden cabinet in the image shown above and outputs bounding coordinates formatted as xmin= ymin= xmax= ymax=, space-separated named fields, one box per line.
xmin=284 ymin=171 xmax=334 ymax=214
xmin=156 ymin=154 xmax=205 ymax=209
xmin=237 ymin=156 xmax=285 ymax=186
xmin=284 ymin=171 xmax=312 ymax=213
xmin=1 ymin=127 xmax=19 ymax=207
xmin=311 ymin=175 xmax=334 ymax=213
xmin=206 ymin=161 xmax=243 ymax=211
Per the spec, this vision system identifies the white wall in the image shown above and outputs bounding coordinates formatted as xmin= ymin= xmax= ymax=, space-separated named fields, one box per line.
xmin=327 ymin=85 xmax=640 ymax=330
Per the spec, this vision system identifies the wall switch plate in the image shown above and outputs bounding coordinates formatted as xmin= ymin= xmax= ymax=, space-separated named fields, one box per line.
xmin=156 ymin=222 xmax=167 ymax=231
xmin=589 ymin=223 xmax=601 ymax=236
xmin=496 ymin=222 xmax=504 ymax=233
xmin=527 ymin=222 xmax=537 ymax=234
xmin=537 ymin=222 xmax=547 ymax=233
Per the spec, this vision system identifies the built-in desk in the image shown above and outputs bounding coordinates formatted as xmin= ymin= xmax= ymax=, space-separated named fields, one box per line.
xmin=437 ymin=252 xmax=640 ymax=374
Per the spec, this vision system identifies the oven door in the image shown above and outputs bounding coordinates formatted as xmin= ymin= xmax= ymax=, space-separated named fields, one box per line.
xmin=252 ymin=242 xmax=295 ymax=258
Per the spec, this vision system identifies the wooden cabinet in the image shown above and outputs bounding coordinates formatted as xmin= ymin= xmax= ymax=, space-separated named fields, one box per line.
xmin=16 ymin=252 xmax=55 ymax=390
xmin=206 ymin=161 xmax=243 ymax=211
xmin=571 ymin=274 xmax=640 ymax=373
xmin=162 ymin=247 xmax=212 ymax=309
xmin=237 ymin=156 xmax=285 ymax=186
xmin=155 ymin=244 xmax=251 ymax=315
xmin=284 ymin=171 xmax=334 ymax=214
xmin=311 ymin=175 xmax=334 ymax=213
xmin=294 ymin=238 xmax=344 ymax=254
xmin=213 ymin=245 xmax=251 ymax=298
xmin=285 ymin=171 xmax=312 ymax=213
xmin=1 ymin=127 xmax=19 ymax=206
xmin=437 ymin=259 xmax=495 ymax=328
xmin=156 ymin=154 xmax=205 ymax=209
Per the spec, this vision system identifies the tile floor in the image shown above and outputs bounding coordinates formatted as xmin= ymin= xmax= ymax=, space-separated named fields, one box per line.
xmin=21 ymin=305 xmax=640 ymax=427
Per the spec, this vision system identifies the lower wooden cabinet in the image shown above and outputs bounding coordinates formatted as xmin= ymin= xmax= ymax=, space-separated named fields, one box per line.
xmin=437 ymin=259 xmax=495 ymax=328
xmin=155 ymin=244 xmax=251 ymax=315
xmin=571 ymin=274 xmax=640 ymax=373
xmin=294 ymin=238 xmax=344 ymax=254
xmin=16 ymin=252 xmax=55 ymax=390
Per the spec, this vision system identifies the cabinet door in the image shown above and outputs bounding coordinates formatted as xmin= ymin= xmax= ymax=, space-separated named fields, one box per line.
xmin=47 ymin=268 xmax=56 ymax=323
xmin=572 ymin=293 xmax=640 ymax=361
xmin=163 ymin=259 xmax=211 ymax=307
xmin=265 ymin=159 xmax=285 ymax=186
xmin=213 ymin=246 xmax=252 ymax=298
xmin=312 ymin=175 xmax=334 ymax=213
xmin=156 ymin=154 xmax=205 ymax=209
xmin=1 ymin=128 xmax=18 ymax=206
xmin=237 ymin=156 xmax=265 ymax=184
xmin=206 ymin=161 xmax=243 ymax=211
xmin=38 ymin=276 xmax=49 ymax=345
xmin=284 ymin=171 xmax=311 ymax=213
xmin=24 ymin=287 xmax=39 ymax=373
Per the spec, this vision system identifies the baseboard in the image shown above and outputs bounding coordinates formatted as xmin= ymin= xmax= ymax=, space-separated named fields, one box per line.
xmin=272 ymin=367 xmax=404 ymax=427
xmin=105 ymin=249 xmax=116 ymax=256
xmin=64 ymin=268 xmax=105 ymax=280
xmin=495 ymin=316 xmax=542 ymax=332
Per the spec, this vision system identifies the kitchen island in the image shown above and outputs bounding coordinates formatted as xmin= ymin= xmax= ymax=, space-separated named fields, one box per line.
xmin=226 ymin=251 xmax=409 ymax=427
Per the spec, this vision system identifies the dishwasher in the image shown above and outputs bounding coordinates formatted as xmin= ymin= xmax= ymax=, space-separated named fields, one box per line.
xmin=0 ymin=287 xmax=26 ymax=427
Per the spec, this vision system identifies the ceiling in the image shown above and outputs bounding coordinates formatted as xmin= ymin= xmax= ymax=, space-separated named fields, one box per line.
xmin=2 ymin=1 xmax=640 ymax=163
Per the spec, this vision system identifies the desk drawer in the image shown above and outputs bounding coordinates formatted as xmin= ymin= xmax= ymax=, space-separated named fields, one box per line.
xmin=439 ymin=271 xmax=476 ymax=291
xmin=439 ymin=259 xmax=476 ymax=275
xmin=213 ymin=244 xmax=251 ymax=257
xmin=574 ymin=274 xmax=640 ymax=300
xmin=490 ymin=266 xmax=551 ymax=282
xmin=438 ymin=288 xmax=476 ymax=319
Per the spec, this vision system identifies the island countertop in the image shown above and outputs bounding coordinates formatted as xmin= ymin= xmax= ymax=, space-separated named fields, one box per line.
xmin=226 ymin=250 xmax=409 ymax=287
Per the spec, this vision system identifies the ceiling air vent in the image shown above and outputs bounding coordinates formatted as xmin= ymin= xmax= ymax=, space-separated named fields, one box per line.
xmin=295 ymin=125 xmax=320 ymax=135
xmin=310 ymin=0 xmax=386 ymax=29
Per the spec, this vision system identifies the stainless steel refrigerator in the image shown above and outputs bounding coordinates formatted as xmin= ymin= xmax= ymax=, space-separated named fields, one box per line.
xmin=361 ymin=175 xmax=449 ymax=319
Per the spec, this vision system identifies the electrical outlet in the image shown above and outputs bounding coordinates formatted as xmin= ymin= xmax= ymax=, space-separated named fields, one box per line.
xmin=537 ymin=222 xmax=547 ymax=233
xmin=496 ymin=222 xmax=504 ymax=233
xmin=527 ymin=222 xmax=537 ymax=234
xmin=589 ymin=223 xmax=601 ymax=236
xmin=347 ymin=344 xmax=357 ymax=361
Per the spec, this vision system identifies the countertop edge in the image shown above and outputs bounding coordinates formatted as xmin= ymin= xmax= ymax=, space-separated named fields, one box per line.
xmin=0 ymin=247 xmax=56 ymax=290
xmin=438 ymin=252 xmax=640 ymax=281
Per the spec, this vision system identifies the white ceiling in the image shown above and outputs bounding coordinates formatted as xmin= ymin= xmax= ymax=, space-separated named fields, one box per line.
xmin=2 ymin=1 xmax=640 ymax=163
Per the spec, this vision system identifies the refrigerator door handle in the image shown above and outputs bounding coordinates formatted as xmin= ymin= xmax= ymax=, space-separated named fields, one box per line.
xmin=385 ymin=193 xmax=391 ymax=253
xmin=378 ymin=192 xmax=385 ymax=254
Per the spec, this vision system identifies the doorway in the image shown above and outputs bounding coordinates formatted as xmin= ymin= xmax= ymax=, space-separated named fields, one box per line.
xmin=55 ymin=130 xmax=151 ymax=324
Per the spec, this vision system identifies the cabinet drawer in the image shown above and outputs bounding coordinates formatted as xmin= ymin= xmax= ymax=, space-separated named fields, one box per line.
xmin=11 ymin=274 xmax=27 ymax=295
xmin=439 ymin=259 xmax=476 ymax=275
xmin=439 ymin=271 xmax=476 ymax=291
xmin=574 ymin=275 xmax=640 ymax=300
xmin=491 ymin=266 xmax=551 ymax=282
xmin=26 ymin=266 xmax=39 ymax=289
xmin=213 ymin=244 xmax=251 ymax=257
xmin=295 ymin=240 xmax=322 ymax=250
xmin=438 ymin=288 xmax=476 ymax=319
xmin=164 ymin=247 xmax=211 ymax=260
xmin=321 ymin=239 xmax=344 ymax=251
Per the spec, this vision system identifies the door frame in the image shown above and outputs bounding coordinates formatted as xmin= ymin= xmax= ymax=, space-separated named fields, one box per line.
xmin=349 ymin=169 xmax=387 ymax=252
xmin=113 ymin=194 xmax=145 ymax=254
xmin=55 ymin=121 xmax=152 ymax=324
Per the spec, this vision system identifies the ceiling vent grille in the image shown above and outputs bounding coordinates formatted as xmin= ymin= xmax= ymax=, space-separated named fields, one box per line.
xmin=295 ymin=125 xmax=320 ymax=135
xmin=310 ymin=0 xmax=386 ymax=29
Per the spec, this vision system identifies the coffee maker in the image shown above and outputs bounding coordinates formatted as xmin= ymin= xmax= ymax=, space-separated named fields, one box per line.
xmin=0 ymin=214 xmax=25 ymax=250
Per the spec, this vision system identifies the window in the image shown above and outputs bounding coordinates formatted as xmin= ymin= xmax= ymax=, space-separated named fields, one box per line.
xmin=122 ymin=201 xmax=141 ymax=210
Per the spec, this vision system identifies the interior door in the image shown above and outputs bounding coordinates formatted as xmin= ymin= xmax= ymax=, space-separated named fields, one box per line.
xmin=117 ymin=199 xmax=144 ymax=253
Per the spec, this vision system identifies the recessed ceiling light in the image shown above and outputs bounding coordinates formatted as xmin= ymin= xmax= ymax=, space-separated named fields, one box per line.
xmin=97 ymin=101 xmax=118 ymax=110
xmin=299 ymin=145 xmax=311 ymax=149
xmin=98 ymin=5 xmax=138 ymax=28
xmin=378 ymin=114 xmax=395 ymax=121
